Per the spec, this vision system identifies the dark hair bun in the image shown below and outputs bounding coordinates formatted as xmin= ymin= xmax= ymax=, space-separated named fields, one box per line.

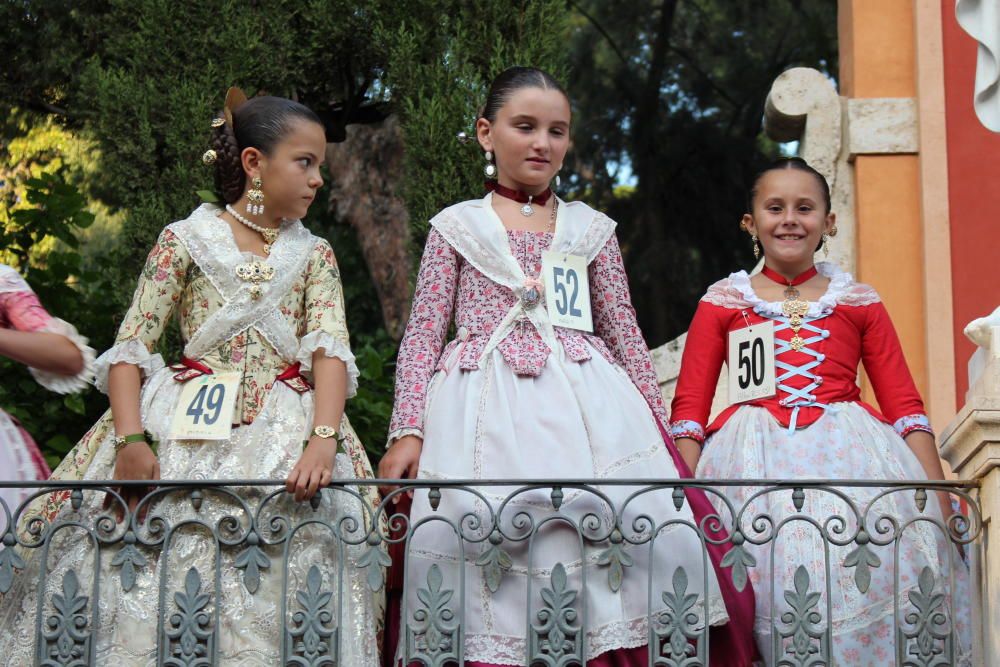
xmin=208 ymin=96 xmax=324 ymax=204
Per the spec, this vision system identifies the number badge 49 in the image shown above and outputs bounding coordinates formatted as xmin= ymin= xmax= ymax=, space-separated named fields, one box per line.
xmin=170 ymin=372 xmax=241 ymax=440
xmin=542 ymin=251 xmax=593 ymax=332
xmin=727 ymin=320 xmax=777 ymax=405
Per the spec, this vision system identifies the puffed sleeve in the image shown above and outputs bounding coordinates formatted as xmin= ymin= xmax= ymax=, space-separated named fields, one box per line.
xmin=589 ymin=233 xmax=670 ymax=425
xmin=92 ymin=227 xmax=190 ymax=393
xmin=860 ymin=301 xmax=933 ymax=437
xmin=0 ymin=268 xmax=96 ymax=393
xmin=668 ymin=300 xmax=729 ymax=444
xmin=296 ymin=238 xmax=359 ymax=397
xmin=387 ymin=228 xmax=459 ymax=443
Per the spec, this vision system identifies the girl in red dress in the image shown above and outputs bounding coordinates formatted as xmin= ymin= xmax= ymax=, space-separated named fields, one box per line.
xmin=670 ymin=157 xmax=971 ymax=665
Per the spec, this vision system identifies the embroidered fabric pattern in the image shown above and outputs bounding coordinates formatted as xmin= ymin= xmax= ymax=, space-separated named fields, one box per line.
xmin=669 ymin=419 xmax=706 ymax=444
xmin=893 ymin=413 xmax=934 ymax=437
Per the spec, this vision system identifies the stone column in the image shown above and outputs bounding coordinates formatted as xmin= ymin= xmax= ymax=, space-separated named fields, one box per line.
xmin=940 ymin=317 xmax=1000 ymax=665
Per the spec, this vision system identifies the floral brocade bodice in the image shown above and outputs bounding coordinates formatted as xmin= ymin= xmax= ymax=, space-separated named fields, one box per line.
xmin=99 ymin=206 xmax=357 ymax=425
xmin=440 ymin=230 xmax=617 ymax=375
xmin=389 ymin=224 xmax=668 ymax=439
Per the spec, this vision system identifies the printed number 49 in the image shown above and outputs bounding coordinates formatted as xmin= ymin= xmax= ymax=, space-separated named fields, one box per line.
xmin=186 ymin=384 xmax=226 ymax=425
xmin=552 ymin=267 xmax=583 ymax=317
xmin=737 ymin=338 xmax=766 ymax=389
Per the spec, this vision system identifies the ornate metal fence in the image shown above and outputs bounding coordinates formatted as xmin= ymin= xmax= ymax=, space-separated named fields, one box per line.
xmin=0 ymin=478 xmax=980 ymax=666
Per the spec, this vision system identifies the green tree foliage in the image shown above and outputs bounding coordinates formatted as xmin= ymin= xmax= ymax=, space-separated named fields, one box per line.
xmin=0 ymin=171 xmax=119 ymax=467
xmin=381 ymin=2 xmax=569 ymax=238
xmin=563 ymin=0 xmax=837 ymax=343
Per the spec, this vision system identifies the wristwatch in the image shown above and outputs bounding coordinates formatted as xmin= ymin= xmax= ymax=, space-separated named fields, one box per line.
xmin=113 ymin=432 xmax=147 ymax=454
xmin=311 ymin=425 xmax=345 ymax=442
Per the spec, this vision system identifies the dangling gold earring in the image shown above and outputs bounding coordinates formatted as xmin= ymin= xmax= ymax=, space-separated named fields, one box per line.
xmin=752 ymin=234 xmax=760 ymax=260
xmin=247 ymin=176 xmax=264 ymax=216
xmin=822 ymin=232 xmax=830 ymax=257
xmin=483 ymin=151 xmax=497 ymax=179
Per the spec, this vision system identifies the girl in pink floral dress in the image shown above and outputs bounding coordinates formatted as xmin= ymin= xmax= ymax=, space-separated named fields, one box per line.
xmin=380 ymin=67 xmax=755 ymax=667
xmin=0 ymin=264 xmax=94 ymax=514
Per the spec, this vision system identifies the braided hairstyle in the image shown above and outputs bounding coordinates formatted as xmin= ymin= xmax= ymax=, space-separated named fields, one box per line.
xmin=209 ymin=96 xmax=323 ymax=204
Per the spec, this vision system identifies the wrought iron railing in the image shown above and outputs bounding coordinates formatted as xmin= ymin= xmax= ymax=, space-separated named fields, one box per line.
xmin=0 ymin=478 xmax=980 ymax=666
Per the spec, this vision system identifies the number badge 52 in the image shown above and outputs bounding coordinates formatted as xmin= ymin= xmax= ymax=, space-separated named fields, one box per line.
xmin=170 ymin=372 xmax=241 ymax=440
xmin=542 ymin=251 xmax=593 ymax=332
xmin=728 ymin=321 xmax=777 ymax=405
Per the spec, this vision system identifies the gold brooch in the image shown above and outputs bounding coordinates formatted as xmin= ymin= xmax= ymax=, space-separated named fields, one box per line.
xmin=236 ymin=261 xmax=275 ymax=300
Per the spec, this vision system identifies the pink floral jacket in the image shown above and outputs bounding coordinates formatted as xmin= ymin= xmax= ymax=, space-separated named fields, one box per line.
xmin=388 ymin=200 xmax=668 ymax=441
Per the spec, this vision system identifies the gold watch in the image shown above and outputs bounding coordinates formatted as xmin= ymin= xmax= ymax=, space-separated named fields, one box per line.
xmin=311 ymin=425 xmax=344 ymax=441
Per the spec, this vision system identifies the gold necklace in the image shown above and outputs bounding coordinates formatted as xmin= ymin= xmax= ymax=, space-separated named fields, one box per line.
xmin=762 ymin=265 xmax=818 ymax=352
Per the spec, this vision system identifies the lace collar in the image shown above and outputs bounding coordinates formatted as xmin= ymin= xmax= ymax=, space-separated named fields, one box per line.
xmin=704 ymin=262 xmax=879 ymax=317
xmin=0 ymin=264 xmax=31 ymax=294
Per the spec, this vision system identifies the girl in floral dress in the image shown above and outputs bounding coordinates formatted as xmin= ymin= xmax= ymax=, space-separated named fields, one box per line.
xmin=0 ymin=90 xmax=381 ymax=665
xmin=0 ymin=265 xmax=94 ymax=514
xmin=669 ymin=157 xmax=972 ymax=665
xmin=379 ymin=67 xmax=755 ymax=667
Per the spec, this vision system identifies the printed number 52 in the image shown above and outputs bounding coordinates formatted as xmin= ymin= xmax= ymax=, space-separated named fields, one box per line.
xmin=552 ymin=267 xmax=583 ymax=317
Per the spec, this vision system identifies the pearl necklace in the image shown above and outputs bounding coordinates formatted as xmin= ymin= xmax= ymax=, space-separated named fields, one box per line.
xmin=225 ymin=204 xmax=282 ymax=255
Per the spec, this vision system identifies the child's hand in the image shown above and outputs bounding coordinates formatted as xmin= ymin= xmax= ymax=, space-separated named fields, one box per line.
xmin=108 ymin=441 xmax=159 ymax=523
xmin=286 ymin=437 xmax=338 ymax=502
xmin=378 ymin=435 xmax=422 ymax=503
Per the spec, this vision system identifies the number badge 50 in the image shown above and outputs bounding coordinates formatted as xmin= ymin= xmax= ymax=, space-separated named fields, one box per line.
xmin=170 ymin=372 xmax=241 ymax=440
xmin=727 ymin=321 xmax=777 ymax=405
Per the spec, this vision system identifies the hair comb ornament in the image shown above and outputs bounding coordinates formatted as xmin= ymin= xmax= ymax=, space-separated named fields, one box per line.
xmin=202 ymin=149 xmax=217 ymax=165
xmin=223 ymin=86 xmax=249 ymax=127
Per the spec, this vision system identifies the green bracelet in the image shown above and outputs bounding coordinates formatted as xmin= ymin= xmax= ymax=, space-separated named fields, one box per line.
xmin=113 ymin=432 xmax=149 ymax=455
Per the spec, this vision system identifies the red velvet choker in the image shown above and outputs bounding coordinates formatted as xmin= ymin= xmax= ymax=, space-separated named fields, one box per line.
xmin=761 ymin=264 xmax=818 ymax=286
xmin=485 ymin=181 xmax=553 ymax=206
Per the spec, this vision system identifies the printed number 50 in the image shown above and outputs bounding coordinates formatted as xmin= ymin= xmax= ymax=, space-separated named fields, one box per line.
xmin=186 ymin=384 xmax=226 ymax=425
xmin=737 ymin=338 xmax=766 ymax=389
xmin=552 ymin=267 xmax=583 ymax=317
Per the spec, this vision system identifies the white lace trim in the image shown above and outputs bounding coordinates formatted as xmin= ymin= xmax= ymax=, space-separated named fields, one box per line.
xmin=0 ymin=264 xmax=30 ymax=293
xmin=28 ymin=317 xmax=97 ymax=394
xmin=170 ymin=204 xmax=315 ymax=362
xmin=458 ymin=595 xmax=728 ymax=664
xmin=296 ymin=330 xmax=359 ymax=398
xmin=92 ymin=338 xmax=165 ymax=394
xmin=702 ymin=261 xmax=881 ymax=316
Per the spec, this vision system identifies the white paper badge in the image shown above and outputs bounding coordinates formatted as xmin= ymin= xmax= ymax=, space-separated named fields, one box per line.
xmin=542 ymin=251 xmax=593 ymax=332
xmin=170 ymin=372 xmax=241 ymax=440
xmin=728 ymin=320 xmax=777 ymax=405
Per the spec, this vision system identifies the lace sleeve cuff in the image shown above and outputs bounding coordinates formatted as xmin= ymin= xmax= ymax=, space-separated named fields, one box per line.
xmin=297 ymin=330 xmax=360 ymax=398
xmin=92 ymin=338 xmax=165 ymax=394
xmin=669 ymin=420 xmax=706 ymax=445
xmin=386 ymin=427 xmax=423 ymax=450
xmin=894 ymin=414 xmax=934 ymax=438
xmin=28 ymin=318 xmax=97 ymax=394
